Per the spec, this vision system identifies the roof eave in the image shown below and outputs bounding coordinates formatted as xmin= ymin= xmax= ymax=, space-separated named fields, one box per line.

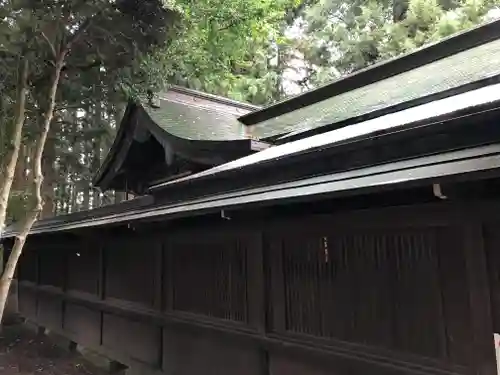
xmin=4 ymin=144 xmax=500 ymax=238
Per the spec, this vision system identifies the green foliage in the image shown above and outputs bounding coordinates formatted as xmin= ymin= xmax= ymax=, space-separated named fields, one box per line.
xmin=0 ymin=0 xmax=182 ymax=219
xmin=158 ymin=0 xmax=301 ymax=103
xmin=302 ymin=0 xmax=499 ymax=85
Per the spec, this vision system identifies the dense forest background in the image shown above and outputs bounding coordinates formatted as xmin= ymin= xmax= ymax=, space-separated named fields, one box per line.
xmin=2 ymin=0 xmax=499 ymax=221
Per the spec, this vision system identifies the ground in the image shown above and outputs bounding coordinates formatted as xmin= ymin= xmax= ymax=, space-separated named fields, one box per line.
xmin=0 ymin=323 xmax=108 ymax=375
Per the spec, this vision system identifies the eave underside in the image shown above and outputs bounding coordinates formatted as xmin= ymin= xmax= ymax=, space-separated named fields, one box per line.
xmin=93 ymin=103 xmax=266 ymax=194
xmin=5 ymin=140 xmax=500 ymax=238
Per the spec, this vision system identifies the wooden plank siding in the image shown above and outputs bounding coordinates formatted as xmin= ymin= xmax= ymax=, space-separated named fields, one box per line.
xmin=15 ymin=201 xmax=500 ymax=375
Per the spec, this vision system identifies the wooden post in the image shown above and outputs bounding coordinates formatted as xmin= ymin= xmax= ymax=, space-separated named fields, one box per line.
xmin=463 ymin=222 xmax=497 ymax=375
xmin=246 ymin=230 xmax=269 ymax=375
xmin=98 ymin=240 xmax=106 ymax=346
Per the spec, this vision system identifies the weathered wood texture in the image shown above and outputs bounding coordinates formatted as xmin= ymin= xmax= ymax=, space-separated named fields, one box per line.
xmin=15 ymin=202 xmax=499 ymax=375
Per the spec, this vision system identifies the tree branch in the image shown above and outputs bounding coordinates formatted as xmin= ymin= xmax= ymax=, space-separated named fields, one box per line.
xmin=62 ymin=59 xmax=102 ymax=74
xmin=40 ymin=31 xmax=58 ymax=60
xmin=218 ymin=19 xmax=241 ymax=31
xmin=64 ymin=10 xmax=103 ymax=54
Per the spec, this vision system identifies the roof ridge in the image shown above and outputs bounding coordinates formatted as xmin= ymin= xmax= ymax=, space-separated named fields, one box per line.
xmin=154 ymin=93 xmax=244 ymax=118
xmin=167 ymin=85 xmax=261 ymax=112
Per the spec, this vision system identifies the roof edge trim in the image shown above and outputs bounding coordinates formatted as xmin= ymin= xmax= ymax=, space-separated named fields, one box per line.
xmin=5 ymin=144 xmax=500 ymax=237
xmin=167 ymin=85 xmax=261 ymax=112
xmin=92 ymin=102 xmax=137 ymax=191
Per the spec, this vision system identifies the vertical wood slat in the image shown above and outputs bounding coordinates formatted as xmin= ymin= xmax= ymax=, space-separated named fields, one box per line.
xmin=36 ymin=243 xmax=41 ymax=286
xmin=462 ymin=222 xmax=497 ymax=375
xmin=155 ymin=237 xmax=165 ymax=371
xmin=436 ymin=226 xmax=472 ymax=366
xmin=35 ymin=242 xmax=42 ymax=319
xmin=98 ymin=240 xmax=106 ymax=300
xmin=61 ymin=240 xmax=70 ymax=331
xmin=426 ymin=231 xmax=448 ymax=359
xmin=164 ymin=239 xmax=174 ymax=311
xmin=154 ymin=239 xmax=163 ymax=311
xmin=269 ymin=238 xmax=286 ymax=333
xmin=247 ymin=231 xmax=266 ymax=333
xmin=98 ymin=238 xmax=106 ymax=346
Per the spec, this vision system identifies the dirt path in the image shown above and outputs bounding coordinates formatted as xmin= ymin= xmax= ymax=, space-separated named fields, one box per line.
xmin=0 ymin=323 xmax=108 ymax=375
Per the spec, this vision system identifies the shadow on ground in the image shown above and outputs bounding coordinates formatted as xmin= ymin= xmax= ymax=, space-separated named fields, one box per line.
xmin=0 ymin=322 xmax=108 ymax=374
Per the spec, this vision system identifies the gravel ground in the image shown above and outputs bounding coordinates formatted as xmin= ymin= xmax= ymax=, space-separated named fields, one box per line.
xmin=0 ymin=322 xmax=108 ymax=375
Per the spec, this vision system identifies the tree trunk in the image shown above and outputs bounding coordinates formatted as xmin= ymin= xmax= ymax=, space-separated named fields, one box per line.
xmin=91 ymin=105 xmax=103 ymax=209
xmin=12 ymin=145 xmax=27 ymax=193
xmin=70 ymin=183 xmax=78 ymax=212
xmin=114 ymin=102 xmax=127 ymax=127
xmin=0 ymin=52 xmax=65 ymax=324
xmin=82 ymin=183 xmax=90 ymax=210
xmin=0 ymin=59 xmax=29 ymax=236
xmin=41 ymin=129 xmax=56 ymax=219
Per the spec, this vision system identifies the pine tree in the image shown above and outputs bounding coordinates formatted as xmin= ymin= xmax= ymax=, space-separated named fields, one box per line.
xmin=301 ymin=0 xmax=499 ymax=85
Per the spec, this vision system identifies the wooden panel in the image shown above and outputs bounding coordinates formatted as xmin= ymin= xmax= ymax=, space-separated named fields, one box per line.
xmin=102 ymin=314 xmax=160 ymax=365
xmin=163 ymin=328 xmax=261 ymax=375
xmin=39 ymin=245 xmax=65 ymax=288
xmin=64 ymin=303 xmax=101 ymax=347
xmin=18 ymin=243 xmax=37 ymax=283
xmin=268 ymin=223 xmax=473 ymax=366
xmin=436 ymin=227 xmax=473 ymax=366
xmin=67 ymin=241 xmax=100 ymax=296
xmin=37 ymin=295 xmax=63 ymax=331
xmin=18 ymin=286 xmax=37 ymax=319
xmin=105 ymin=236 xmax=159 ymax=308
xmin=171 ymin=233 xmax=248 ymax=322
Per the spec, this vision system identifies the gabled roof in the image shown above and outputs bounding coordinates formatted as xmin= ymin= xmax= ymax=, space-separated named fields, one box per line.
xmin=145 ymin=86 xmax=260 ymax=140
xmin=240 ymin=19 xmax=500 ymax=140
xmin=93 ymin=87 xmax=269 ymax=194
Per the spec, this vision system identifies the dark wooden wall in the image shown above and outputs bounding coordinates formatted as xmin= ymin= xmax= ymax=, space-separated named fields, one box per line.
xmin=15 ymin=201 xmax=500 ymax=375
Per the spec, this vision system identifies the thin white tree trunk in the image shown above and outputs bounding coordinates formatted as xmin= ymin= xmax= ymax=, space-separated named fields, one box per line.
xmin=0 ymin=59 xmax=29 ymax=236
xmin=0 ymin=12 xmax=95 ymax=324
xmin=0 ymin=55 xmax=65 ymax=323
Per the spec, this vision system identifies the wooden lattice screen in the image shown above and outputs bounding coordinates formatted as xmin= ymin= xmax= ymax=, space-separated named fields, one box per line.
xmin=267 ymin=223 xmax=475 ymax=367
xmin=171 ymin=236 xmax=248 ymax=322
xmin=14 ymin=203 xmax=498 ymax=375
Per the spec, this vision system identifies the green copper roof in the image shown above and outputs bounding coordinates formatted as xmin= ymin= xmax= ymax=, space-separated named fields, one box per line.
xmin=251 ymin=33 xmax=500 ymax=138
xmin=142 ymin=87 xmax=257 ymax=141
